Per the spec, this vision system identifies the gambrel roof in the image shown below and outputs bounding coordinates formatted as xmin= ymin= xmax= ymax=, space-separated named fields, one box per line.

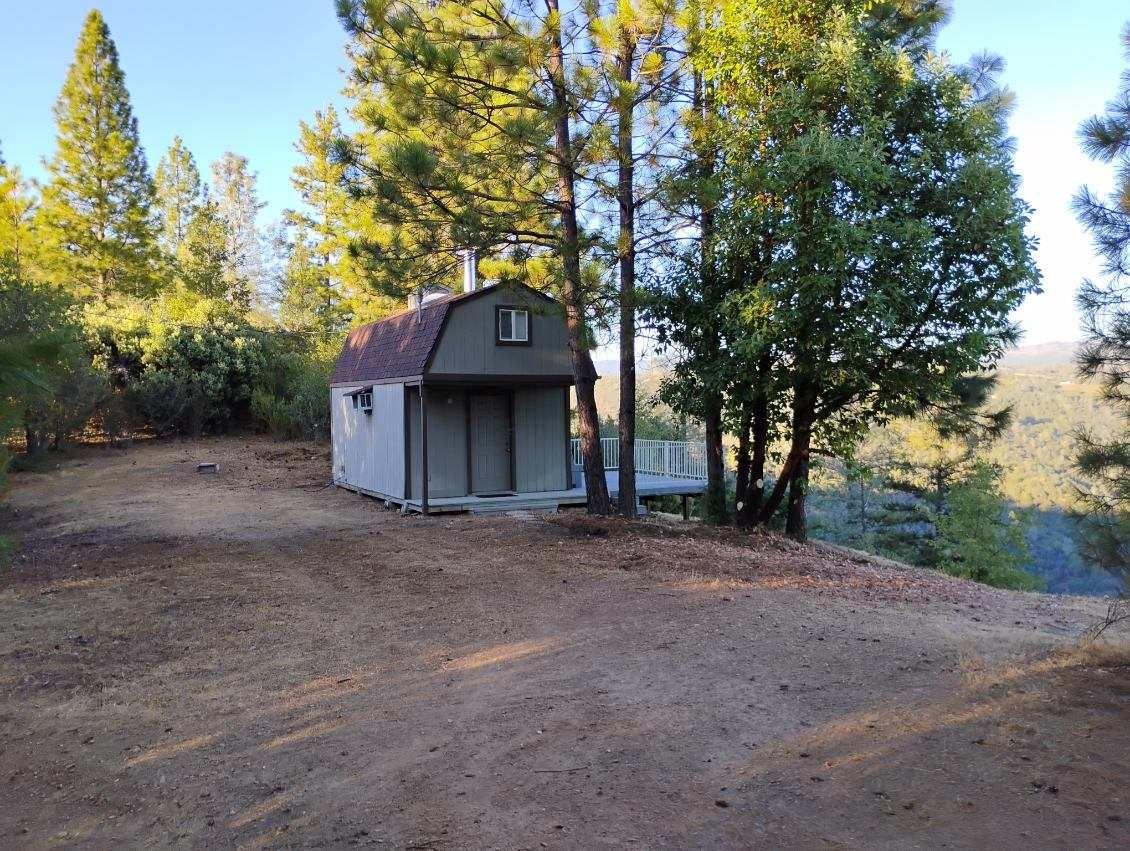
xmin=330 ymin=283 xmax=559 ymax=386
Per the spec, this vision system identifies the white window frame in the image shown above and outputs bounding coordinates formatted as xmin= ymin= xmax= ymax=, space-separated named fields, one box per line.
xmin=352 ymin=388 xmax=373 ymax=414
xmin=497 ymin=307 xmax=529 ymax=343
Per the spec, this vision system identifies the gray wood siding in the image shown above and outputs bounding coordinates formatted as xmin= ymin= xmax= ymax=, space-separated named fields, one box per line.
xmin=426 ymin=287 xmax=572 ymax=377
xmin=331 ymin=382 xmax=406 ymax=498
xmin=409 ymin=387 xmax=470 ymax=500
xmin=514 ymin=386 xmax=567 ymax=493
xmin=427 ymin=388 xmax=469 ymax=498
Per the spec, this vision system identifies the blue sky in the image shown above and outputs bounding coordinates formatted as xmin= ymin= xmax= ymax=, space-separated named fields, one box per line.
xmin=1 ymin=1 xmax=1128 ymax=346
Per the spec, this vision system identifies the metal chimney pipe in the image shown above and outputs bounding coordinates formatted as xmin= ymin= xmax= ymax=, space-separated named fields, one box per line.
xmin=462 ymin=249 xmax=477 ymax=293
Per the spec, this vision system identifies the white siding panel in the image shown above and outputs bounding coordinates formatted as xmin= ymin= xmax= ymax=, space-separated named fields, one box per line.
xmin=331 ymin=382 xmax=406 ymax=499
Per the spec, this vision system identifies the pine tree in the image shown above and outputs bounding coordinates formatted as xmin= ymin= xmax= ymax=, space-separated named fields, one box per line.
xmin=155 ymin=136 xmax=203 ymax=253
xmin=1074 ymin=22 xmax=1130 ymax=579
xmin=39 ymin=9 xmax=158 ymax=300
xmin=210 ymin=152 xmax=264 ymax=314
xmin=933 ymin=461 xmax=1038 ymax=591
xmin=0 ymin=153 xmax=39 ymax=278
xmin=337 ymin=0 xmax=613 ymax=513
xmin=177 ymin=200 xmax=234 ymax=304
xmin=588 ymin=0 xmax=681 ymax=518
xmin=284 ymin=107 xmax=353 ymax=338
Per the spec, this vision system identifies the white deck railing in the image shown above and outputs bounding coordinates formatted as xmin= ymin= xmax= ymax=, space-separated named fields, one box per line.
xmin=571 ymin=437 xmax=708 ymax=480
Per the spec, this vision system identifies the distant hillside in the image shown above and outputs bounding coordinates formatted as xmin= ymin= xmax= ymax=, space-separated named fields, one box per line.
xmin=999 ymin=341 xmax=1078 ymax=369
xmin=989 ymin=363 xmax=1117 ymax=510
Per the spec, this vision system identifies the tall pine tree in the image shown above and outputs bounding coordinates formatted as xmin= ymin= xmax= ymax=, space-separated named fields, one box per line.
xmin=155 ymin=136 xmax=203 ymax=254
xmin=588 ymin=0 xmax=682 ymax=518
xmin=210 ymin=152 xmax=264 ymax=314
xmin=284 ymin=106 xmax=352 ymax=338
xmin=0 ymin=151 xmax=39 ymax=279
xmin=40 ymin=10 xmax=158 ymax=301
xmin=1074 ymin=21 xmax=1130 ymax=578
xmin=337 ymin=0 xmax=613 ymax=513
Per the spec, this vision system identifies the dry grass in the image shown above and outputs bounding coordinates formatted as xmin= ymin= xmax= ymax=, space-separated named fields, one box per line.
xmin=0 ymin=437 xmax=1127 ymax=849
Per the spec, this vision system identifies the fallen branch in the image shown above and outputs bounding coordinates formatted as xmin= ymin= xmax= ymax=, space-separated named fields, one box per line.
xmin=1081 ymin=599 xmax=1129 ymax=643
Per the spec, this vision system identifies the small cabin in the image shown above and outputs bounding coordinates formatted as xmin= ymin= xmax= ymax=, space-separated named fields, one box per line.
xmin=330 ymin=280 xmax=578 ymax=513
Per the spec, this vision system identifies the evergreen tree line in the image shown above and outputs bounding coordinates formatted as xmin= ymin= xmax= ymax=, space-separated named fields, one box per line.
xmin=0 ymin=8 xmax=394 ymax=487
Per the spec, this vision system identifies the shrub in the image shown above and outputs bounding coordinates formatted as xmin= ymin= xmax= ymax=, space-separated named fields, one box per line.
xmin=127 ymin=370 xmax=207 ymax=437
xmin=24 ymin=358 xmax=113 ymax=452
xmin=248 ymin=352 xmax=332 ymax=440
xmin=0 ymin=267 xmax=115 ymax=454
xmin=282 ymin=354 xmax=332 ymax=440
xmin=133 ymin=322 xmax=273 ymax=435
xmin=250 ymin=388 xmax=295 ymax=437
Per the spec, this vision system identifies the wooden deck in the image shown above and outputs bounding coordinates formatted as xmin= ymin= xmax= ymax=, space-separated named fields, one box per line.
xmin=399 ymin=470 xmax=707 ymax=515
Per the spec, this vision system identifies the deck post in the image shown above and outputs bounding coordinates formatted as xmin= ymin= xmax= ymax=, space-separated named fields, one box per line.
xmin=420 ymin=383 xmax=429 ymax=514
xmin=563 ymin=385 xmax=572 ymax=489
xmin=681 ymin=494 xmax=689 ymax=521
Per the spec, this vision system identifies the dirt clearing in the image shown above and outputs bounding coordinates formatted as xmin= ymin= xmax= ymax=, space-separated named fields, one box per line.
xmin=1 ymin=437 xmax=1128 ymax=848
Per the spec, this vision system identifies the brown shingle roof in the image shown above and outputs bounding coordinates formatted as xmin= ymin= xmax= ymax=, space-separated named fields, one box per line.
xmin=330 ymin=299 xmax=452 ymax=385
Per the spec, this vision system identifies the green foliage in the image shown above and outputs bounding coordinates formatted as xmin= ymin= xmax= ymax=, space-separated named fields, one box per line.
xmin=0 ymin=261 xmax=84 ymax=565
xmin=0 ymin=266 xmax=110 ymax=453
xmin=38 ymin=10 xmax=159 ymax=300
xmin=651 ymin=0 xmax=1040 ymax=539
xmin=278 ymin=228 xmax=351 ymax=340
xmin=932 ymin=462 xmax=1040 ymax=590
xmin=0 ymin=160 xmax=40 ymax=279
xmin=249 ymin=350 xmax=333 ymax=441
xmin=282 ymin=106 xmax=393 ymax=338
xmin=335 ymin=0 xmax=568 ymax=295
xmin=280 ymin=354 xmax=333 ymax=440
xmin=249 ymin=389 xmax=293 ymax=437
xmin=24 ymin=358 xmax=112 ymax=452
xmin=1073 ymin=21 xmax=1130 ymax=582
xmin=130 ymin=322 xmax=272 ymax=436
xmin=126 ymin=370 xmax=205 ymax=437
xmin=177 ymin=200 xmax=240 ymax=303
xmin=155 ymin=135 xmax=203 ymax=253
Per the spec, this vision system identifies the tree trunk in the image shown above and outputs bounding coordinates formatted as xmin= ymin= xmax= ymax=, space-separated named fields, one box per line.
xmin=734 ymin=401 xmax=752 ymax=521
xmin=758 ymin=381 xmax=815 ymax=525
xmin=785 ymin=438 xmax=810 ymax=541
xmin=742 ymin=353 xmax=772 ymax=526
xmin=703 ymin=396 xmax=727 ymax=523
xmin=692 ymin=67 xmax=726 ymax=524
xmin=546 ymin=0 xmax=610 ymax=515
xmin=25 ymin=425 xmax=47 ymax=457
xmin=616 ymin=27 xmax=638 ymax=519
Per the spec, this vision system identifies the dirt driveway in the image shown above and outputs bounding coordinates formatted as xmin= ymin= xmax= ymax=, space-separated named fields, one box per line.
xmin=1 ymin=437 xmax=1127 ymax=849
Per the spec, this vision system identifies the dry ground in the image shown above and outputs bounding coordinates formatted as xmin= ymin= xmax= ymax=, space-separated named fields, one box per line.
xmin=1 ymin=437 xmax=1128 ymax=849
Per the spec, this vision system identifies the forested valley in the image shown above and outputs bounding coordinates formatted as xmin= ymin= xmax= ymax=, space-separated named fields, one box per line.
xmin=595 ymin=343 xmax=1123 ymax=595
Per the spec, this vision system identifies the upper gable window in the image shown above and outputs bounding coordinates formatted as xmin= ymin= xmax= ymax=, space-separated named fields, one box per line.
xmin=497 ymin=305 xmax=530 ymax=345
